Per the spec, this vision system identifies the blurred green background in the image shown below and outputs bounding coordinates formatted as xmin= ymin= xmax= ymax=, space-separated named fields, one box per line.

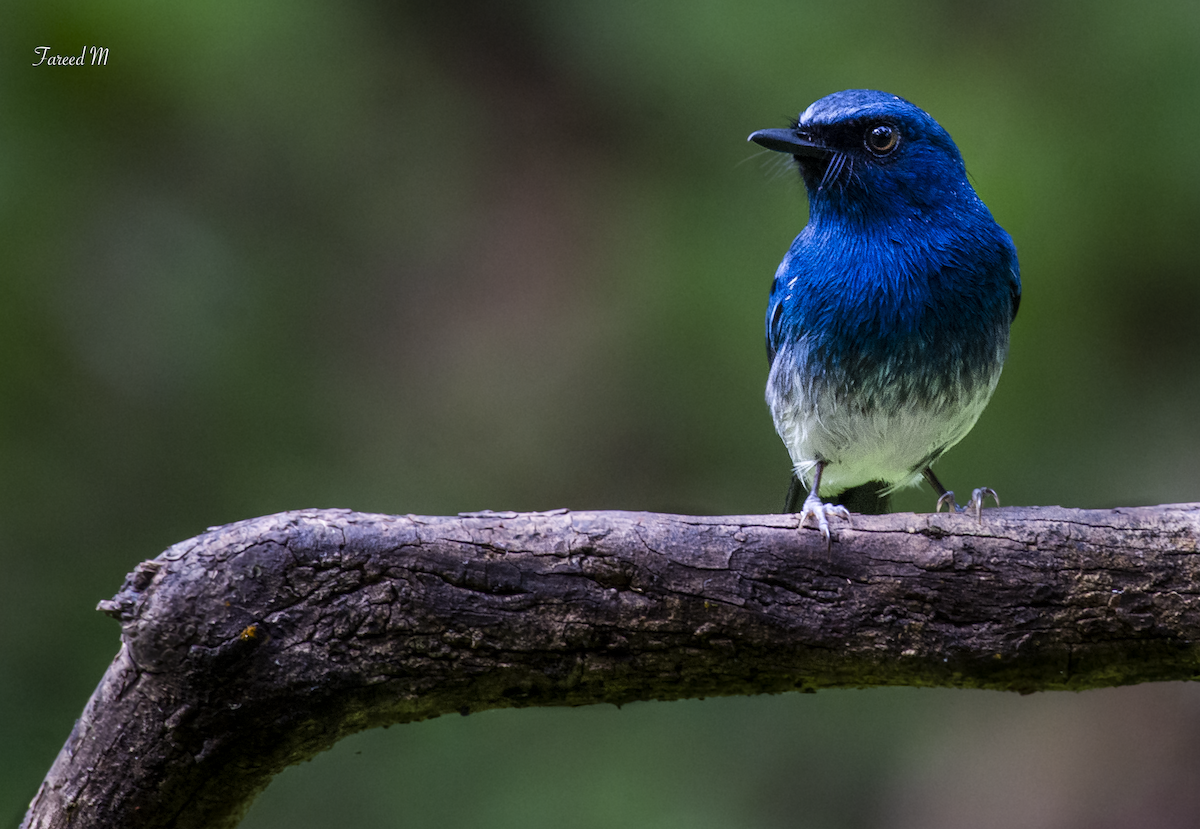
xmin=5 ymin=0 xmax=1200 ymax=826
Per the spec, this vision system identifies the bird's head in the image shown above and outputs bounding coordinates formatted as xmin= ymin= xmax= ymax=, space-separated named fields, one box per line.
xmin=749 ymin=90 xmax=977 ymax=226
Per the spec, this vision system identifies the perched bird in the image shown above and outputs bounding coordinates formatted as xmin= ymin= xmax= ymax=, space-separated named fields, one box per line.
xmin=748 ymin=90 xmax=1020 ymax=543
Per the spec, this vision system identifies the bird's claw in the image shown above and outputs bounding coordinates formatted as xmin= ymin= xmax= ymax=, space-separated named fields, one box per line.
xmin=934 ymin=487 xmax=999 ymax=524
xmin=798 ymin=493 xmax=851 ymax=549
xmin=968 ymin=487 xmax=1000 ymax=522
xmin=934 ymin=490 xmax=958 ymax=514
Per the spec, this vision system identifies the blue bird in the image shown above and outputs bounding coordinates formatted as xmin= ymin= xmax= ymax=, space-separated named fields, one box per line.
xmin=748 ymin=90 xmax=1020 ymax=543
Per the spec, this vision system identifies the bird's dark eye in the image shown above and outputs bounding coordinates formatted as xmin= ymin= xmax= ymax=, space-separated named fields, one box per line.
xmin=865 ymin=123 xmax=899 ymax=156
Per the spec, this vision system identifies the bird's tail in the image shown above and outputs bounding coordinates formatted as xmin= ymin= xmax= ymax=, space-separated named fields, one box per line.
xmin=783 ymin=476 xmax=891 ymax=515
xmin=833 ymin=481 xmax=890 ymax=515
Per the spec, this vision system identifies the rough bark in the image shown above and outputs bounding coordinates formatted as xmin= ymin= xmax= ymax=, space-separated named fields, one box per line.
xmin=22 ymin=503 xmax=1200 ymax=828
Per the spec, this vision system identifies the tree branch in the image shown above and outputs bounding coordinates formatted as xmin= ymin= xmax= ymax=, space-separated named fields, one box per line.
xmin=22 ymin=504 xmax=1200 ymax=828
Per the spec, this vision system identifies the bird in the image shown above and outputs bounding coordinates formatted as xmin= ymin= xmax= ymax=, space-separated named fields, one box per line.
xmin=748 ymin=89 xmax=1021 ymax=544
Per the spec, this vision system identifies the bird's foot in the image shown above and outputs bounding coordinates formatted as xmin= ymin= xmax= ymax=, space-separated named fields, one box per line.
xmin=934 ymin=487 xmax=999 ymax=524
xmin=798 ymin=492 xmax=851 ymax=549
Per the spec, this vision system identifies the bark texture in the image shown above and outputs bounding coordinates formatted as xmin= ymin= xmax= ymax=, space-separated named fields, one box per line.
xmin=22 ymin=503 xmax=1200 ymax=828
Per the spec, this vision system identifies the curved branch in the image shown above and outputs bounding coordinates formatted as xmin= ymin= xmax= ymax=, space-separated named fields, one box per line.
xmin=22 ymin=504 xmax=1200 ymax=828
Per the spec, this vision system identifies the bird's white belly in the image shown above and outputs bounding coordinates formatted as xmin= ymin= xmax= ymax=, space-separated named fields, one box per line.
xmin=767 ymin=346 xmax=1000 ymax=496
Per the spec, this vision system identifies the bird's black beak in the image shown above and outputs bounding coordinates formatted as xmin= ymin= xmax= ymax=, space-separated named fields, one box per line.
xmin=747 ymin=128 xmax=831 ymax=159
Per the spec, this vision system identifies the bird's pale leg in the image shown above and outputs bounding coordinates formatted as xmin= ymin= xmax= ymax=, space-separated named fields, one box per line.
xmin=796 ymin=461 xmax=851 ymax=548
xmin=923 ymin=468 xmax=999 ymax=524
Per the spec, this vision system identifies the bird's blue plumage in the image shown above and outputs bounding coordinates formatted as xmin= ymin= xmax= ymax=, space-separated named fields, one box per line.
xmin=750 ymin=90 xmax=1020 ymax=530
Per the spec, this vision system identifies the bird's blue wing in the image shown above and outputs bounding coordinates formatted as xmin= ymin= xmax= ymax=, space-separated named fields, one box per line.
xmin=766 ymin=293 xmax=784 ymax=364
xmin=994 ymin=227 xmax=1021 ymax=322
xmin=1009 ymin=265 xmax=1022 ymax=322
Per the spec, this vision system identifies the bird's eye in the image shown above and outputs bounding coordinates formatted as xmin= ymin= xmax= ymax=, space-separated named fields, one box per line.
xmin=865 ymin=124 xmax=899 ymax=156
